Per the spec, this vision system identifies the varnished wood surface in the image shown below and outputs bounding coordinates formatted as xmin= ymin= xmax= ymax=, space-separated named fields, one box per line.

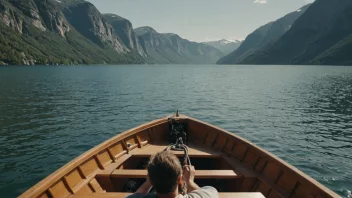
xmin=19 ymin=114 xmax=340 ymax=198
xmin=130 ymin=143 xmax=222 ymax=158
xmin=19 ymin=116 xmax=170 ymax=198
xmin=187 ymin=116 xmax=340 ymax=198
xmin=108 ymin=169 xmax=239 ymax=179
xmin=71 ymin=192 xmax=265 ymax=198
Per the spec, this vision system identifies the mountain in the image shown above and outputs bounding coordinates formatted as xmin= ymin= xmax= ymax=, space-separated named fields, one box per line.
xmin=61 ymin=0 xmax=128 ymax=53
xmin=0 ymin=0 xmax=143 ymax=65
xmin=103 ymin=14 xmax=147 ymax=57
xmin=0 ymin=0 xmax=227 ymax=65
xmin=217 ymin=4 xmax=310 ymax=65
xmin=135 ymin=26 xmax=225 ymax=64
xmin=235 ymin=0 xmax=352 ymax=65
xmin=203 ymin=39 xmax=242 ymax=55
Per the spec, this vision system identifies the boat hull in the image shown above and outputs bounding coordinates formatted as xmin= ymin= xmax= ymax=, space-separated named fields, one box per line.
xmin=19 ymin=115 xmax=339 ymax=198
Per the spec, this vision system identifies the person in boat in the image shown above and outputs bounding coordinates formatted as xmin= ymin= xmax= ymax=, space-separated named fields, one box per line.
xmin=127 ymin=151 xmax=219 ymax=198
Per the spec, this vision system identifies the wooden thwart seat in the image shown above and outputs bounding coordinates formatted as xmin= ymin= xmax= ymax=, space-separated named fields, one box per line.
xmin=19 ymin=115 xmax=340 ymax=198
xmin=130 ymin=144 xmax=222 ymax=158
xmin=98 ymin=169 xmax=240 ymax=179
xmin=72 ymin=192 xmax=265 ymax=198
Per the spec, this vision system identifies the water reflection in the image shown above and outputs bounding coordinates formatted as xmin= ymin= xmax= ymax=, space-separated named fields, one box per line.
xmin=0 ymin=65 xmax=351 ymax=197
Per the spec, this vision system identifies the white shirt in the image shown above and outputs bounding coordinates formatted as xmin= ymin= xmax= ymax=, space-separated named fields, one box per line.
xmin=127 ymin=186 xmax=219 ymax=198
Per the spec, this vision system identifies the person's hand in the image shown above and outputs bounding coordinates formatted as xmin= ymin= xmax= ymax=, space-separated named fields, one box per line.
xmin=183 ymin=165 xmax=196 ymax=185
xmin=183 ymin=165 xmax=200 ymax=193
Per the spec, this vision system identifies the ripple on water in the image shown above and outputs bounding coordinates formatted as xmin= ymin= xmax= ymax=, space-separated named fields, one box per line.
xmin=0 ymin=65 xmax=351 ymax=198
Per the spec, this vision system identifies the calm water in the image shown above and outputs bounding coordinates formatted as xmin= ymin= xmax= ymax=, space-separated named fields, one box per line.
xmin=0 ymin=65 xmax=351 ymax=197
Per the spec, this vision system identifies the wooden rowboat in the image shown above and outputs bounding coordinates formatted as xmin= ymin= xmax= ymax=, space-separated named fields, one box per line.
xmin=19 ymin=114 xmax=340 ymax=198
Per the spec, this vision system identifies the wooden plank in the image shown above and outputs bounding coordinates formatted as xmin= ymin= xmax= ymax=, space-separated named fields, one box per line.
xmin=20 ymin=117 xmax=169 ymax=198
xmin=222 ymin=156 xmax=257 ymax=178
xmin=130 ymin=143 xmax=222 ymax=158
xmin=71 ymin=192 xmax=265 ymax=198
xmin=257 ymin=176 xmax=288 ymax=198
xmin=223 ymin=156 xmax=288 ymax=198
xmin=190 ymin=170 xmax=240 ymax=179
xmin=20 ymin=114 xmax=340 ymax=198
xmin=186 ymin=117 xmax=340 ymax=198
xmin=47 ymin=180 xmax=70 ymax=198
xmin=106 ymin=169 xmax=239 ymax=179
xmin=65 ymin=170 xmax=84 ymax=190
xmin=72 ymin=154 xmax=131 ymax=194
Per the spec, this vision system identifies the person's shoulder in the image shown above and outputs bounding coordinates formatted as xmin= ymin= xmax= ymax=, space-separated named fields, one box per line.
xmin=184 ymin=186 xmax=219 ymax=198
xmin=200 ymin=186 xmax=217 ymax=192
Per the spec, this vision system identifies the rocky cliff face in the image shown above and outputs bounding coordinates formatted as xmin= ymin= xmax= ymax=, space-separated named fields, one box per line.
xmin=14 ymin=0 xmax=46 ymax=31
xmin=0 ymin=0 xmax=144 ymax=65
xmin=135 ymin=26 xmax=224 ymax=64
xmin=237 ymin=0 xmax=352 ymax=65
xmin=104 ymin=14 xmax=147 ymax=57
xmin=62 ymin=0 xmax=128 ymax=53
xmin=0 ymin=0 xmax=25 ymax=33
xmin=0 ymin=0 xmax=70 ymax=36
xmin=0 ymin=0 xmax=232 ymax=65
xmin=33 ymin=0 xmax=70 ymax=37
xmin=217 ymin=4 xmax=310 ymax=64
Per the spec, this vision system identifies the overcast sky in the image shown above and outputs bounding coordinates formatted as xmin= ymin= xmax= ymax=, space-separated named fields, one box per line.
xmin=87 ymin=0 xmax=314 ymax=42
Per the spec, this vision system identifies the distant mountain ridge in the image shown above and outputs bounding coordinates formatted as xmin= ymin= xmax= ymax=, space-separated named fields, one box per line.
xmin=203 ymin=39 xmax=242 ymax=55
xmin=237 ymin=0 xmax=352 ymax=65
xmin=218 ymin=0 xmax=352 ymax=65
xmin=135 ymin=26 xmax=225 ymax=64
xmin=0 ymin=0 xmax=144 ymax=65
xmin=0 ymin=0 xmax=224 ymax=65
xmin=2 ymin=0 xmax=349 ymax=65
xmin=217 ymin=4 xmax=310 ymax=65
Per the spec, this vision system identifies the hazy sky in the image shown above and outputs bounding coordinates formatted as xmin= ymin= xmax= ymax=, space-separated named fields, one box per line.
xmin=87 ymin=0 xmax=314 ymax=42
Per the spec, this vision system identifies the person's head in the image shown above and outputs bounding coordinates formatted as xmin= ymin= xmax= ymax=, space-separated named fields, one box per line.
xmin=147 ymin=151 xmax=182 ymax=194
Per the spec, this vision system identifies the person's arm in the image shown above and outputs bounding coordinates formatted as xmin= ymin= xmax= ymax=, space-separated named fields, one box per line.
xmin=183 ymin=165 xmax=200 ymax=193
xmin=186 ymin=186 xmax=219 ymax=198
xmin=135 ymin=177 xmax=153 ymax=195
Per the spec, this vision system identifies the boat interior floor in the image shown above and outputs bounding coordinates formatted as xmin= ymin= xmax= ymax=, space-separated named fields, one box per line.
xmin=69 ymin=143 xmax=265 ymax=198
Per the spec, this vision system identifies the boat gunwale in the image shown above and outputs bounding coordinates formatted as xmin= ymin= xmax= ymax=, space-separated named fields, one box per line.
xmin=186 ymin=116 xmax=339 ymax=197
xmin=19 ymin=114 xmax=340 ymax=198
xmin=19 ymin=116 xmax=170 ymax=198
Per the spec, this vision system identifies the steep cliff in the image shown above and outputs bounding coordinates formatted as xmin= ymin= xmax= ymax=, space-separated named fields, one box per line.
xmin=103 ymin=14 xmax=147 ymax=57
xmin=0 ymin=0 xmax=144 ymax=65
xmin=33 ymin=0 xmax=70 ymax=37
xmin=217 ymin=4 xmax=310 ymax=64
xmin=0 ymin=0 xmax=28 ymax=33
xmin=0 ymin=0 xmax=70 ymax=36
xmin=239 ymin=0 xmax=352 ymax=65
xmin=62 ymin=0 xmax=128 ymax=53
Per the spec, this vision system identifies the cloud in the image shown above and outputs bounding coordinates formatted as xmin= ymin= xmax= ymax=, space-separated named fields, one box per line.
xmin=253 ymin=0 xmax=267 ymax=4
